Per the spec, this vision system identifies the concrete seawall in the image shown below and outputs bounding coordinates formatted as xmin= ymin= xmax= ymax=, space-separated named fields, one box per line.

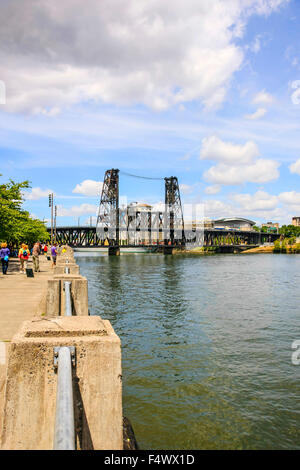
xmin=0 ymin=247 xmax=123 ymax=450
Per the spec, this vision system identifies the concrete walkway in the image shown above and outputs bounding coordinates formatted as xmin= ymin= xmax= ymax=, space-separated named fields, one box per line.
xmin=0 ymin=255 xmax=53 ymax=416
xmin=0 ymin=256 xmax=53 ymax=342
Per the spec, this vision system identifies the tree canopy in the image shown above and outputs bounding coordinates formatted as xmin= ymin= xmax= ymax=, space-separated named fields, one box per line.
xmin=0 ymin=175 xmax=49 ymax=246
xmin=279 ymin=224 xmax=300 ymax=238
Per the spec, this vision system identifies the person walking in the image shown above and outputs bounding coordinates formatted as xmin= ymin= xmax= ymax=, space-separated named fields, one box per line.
xmin=43 ymin=244 xmax=48 ymax=256
xmin=51 ymin=243 xmax=58 ymax=267
xmin=18 ymin=244 xmax=30 ymax=274
xmin=32 ymin=242 xmax=41 ymax=272
xmin=0 ymin=242 xmax=10 ymax=275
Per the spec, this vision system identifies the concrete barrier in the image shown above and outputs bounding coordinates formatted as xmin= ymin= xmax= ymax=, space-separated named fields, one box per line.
xmin=0 ymin=317 xmax=122 ymax=450
xmin=46 ymin=275 xmax=88 ymax=317
xmin=0 ymin=245 xmax=125 ymax=450
xmin=54 ymin=264 xmax=80 ymax=275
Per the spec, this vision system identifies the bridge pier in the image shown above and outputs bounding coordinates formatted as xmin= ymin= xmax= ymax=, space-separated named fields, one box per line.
xmin=108 ymin=246 xmax=120 ymax=256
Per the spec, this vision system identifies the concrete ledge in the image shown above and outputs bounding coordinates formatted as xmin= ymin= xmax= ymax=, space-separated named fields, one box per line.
xmin=1 ymin=317 xmax=122 ymax=450
xmin=54 ymin=265 xmax=80 ymax=275
xmin=46 ymin=275 xmax=88 ymax=316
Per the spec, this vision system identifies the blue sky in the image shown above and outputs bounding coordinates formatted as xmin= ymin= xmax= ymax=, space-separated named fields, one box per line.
xmin=0 ymin=0 xmax=300 ymax=225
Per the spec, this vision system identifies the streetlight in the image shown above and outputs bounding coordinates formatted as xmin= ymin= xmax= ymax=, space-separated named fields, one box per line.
xmin=49 ymin=193 xmax=54 ymax=245
xmin=54 ymin=205 xmax=57 ymax=243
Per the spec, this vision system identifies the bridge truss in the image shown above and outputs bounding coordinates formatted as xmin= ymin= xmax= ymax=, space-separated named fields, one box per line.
xmin=96 ymin=169 xmax=185 ymax=247
xmin=51 ymin=167 xmax=280 ymax=249
xmin=50 ymin=226 xmax=279 ymax=249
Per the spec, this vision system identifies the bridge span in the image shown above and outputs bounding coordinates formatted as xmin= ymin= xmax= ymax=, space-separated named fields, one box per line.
xmin=48 ymin=226 xmax=280 ymax=252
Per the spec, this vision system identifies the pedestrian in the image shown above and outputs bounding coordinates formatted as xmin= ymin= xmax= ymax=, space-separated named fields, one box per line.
xmin=18 ymin=243 xmax=30 ymax=274
xmin=43 ymin=244 xmax=48 ymax=256
xmin=32 ymin=241 xmax=41 ymax=272
xmin=0 ymin=242 xmax=10 ymax=275
xmin=51 ymin=242 xmax=58 ymax=267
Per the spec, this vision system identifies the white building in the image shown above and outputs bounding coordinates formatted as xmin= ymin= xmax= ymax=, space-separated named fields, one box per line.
xmin=213 ymin=217 xmax=256 ymax=231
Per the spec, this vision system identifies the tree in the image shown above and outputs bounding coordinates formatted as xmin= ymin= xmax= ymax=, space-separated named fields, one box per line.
xmin=279 ymin=225 xmax=300 ymax=238
xmin=0 ymin=175 xmax=49 ymax=246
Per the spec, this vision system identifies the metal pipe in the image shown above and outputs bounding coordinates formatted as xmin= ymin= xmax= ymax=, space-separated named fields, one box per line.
xmin=64 ymin=281 xmax=72 ymax=316
xmin=53 ymin=347 xmax=75 ymax=450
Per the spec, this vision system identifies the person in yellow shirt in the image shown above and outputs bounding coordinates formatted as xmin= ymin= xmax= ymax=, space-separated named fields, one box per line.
xmin=18 ymin=244 xmax=30 ymax=274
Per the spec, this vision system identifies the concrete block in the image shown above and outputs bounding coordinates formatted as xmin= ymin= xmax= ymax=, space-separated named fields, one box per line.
xmin=54 ymin=265 xmax=80 ymax=275
xmin=46 ymin=276 xmax=89 ymax=317
xmin=1 ymin=317 xmax=122 ymax=450
xmin=46 ymin=279 xmax=61 ymax=316
xmin=56 ymin=256 xmax=75 ymax=266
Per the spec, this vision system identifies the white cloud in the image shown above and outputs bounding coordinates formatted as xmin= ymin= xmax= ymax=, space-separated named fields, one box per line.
xmin=201 ymin=187 xmax=300 ymax=225
xmin=201 ymin=135 xmax=280 ymax=185
xmin=252 ymin=89 xmax=274 ymax=105
xmin=72 ymin=179 xmax=103 ymax=197
xmin=200 ymin=135 xmax=260 ymax=164
xmin=232 ymin=190 xmax=278 ymax=211
xmin=289 ymin=159 xmax=300 ymax=176
xmin=180 ymin=184 xmax=194 ymax=195
xmin=204 ymin=158 xmax=280 ymax=185
xmin=204 ymin=185 xmax=221 ymax=195
xmin=24 ymin=187 xmax=54 ymax=200
xmin=249 ymin=35 xmax=261 ymax=53
xmin=57 ymin=203 xmax=98 ymax=217
xmin=245 ymin=107 xmax=267 ymax=120
xmin=0 ymin=0 xmax=288 ymax=114
xmin=278 ymin=191 xmax=300 ymax=206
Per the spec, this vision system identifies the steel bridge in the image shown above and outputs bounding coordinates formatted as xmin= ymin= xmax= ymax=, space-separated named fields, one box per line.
xmin=49 ymin=168 xmax=280 ymax=253
xmin=48 ymin=225 xmax=280 ymax=251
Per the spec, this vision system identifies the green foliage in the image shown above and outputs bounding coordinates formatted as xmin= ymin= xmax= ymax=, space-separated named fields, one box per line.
xmin=273 ymin=240 xmax=281 ymax=253
xmin=273 ymin=238 xmax=300 ymax=254
xmin=279 ymin=225 xmax=300 ymax=238
xmin=0 ymin=175 xmax=49 ymax=246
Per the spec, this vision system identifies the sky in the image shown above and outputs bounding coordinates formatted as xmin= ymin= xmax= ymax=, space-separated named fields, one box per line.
xmin=0 ymin=0 xmax=300 ymax=226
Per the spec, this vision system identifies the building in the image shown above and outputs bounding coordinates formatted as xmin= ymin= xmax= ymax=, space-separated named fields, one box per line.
xmin=119 ymin=202 xmax=153 ymax=244
xmin=261 ymin=222 xmax=279 ymax=233
xmin=184 ymin=219 xmax=214 ymax=230
xmin=292 ymin=217 xmax=300 ymax=227
xmin=213 ymin=217 xmax=256 ymax=231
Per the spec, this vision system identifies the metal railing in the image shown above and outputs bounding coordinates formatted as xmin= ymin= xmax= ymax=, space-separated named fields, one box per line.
xmin=64 ymin=281 xmax=72 ymax=316
xmin=53 ymin=347 xmax=75 ymax=450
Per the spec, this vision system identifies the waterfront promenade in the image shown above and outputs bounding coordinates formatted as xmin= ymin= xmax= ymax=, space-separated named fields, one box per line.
xmin=0 ymin=256 xmax=52 ymax=341
xmin=0 ymin=250 xmax=123 ymax=450
xmin=0 ymin=256 xmax=53 ymax=427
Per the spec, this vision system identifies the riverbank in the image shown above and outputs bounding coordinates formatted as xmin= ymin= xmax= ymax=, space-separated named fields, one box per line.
xmin=242 ymin=243 xmax=300 ymax=254
xmin=173 ymin=243 xmax=300 ymax=255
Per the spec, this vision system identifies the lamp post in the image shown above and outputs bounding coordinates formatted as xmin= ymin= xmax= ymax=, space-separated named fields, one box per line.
xmin=49 ymin=193 xmax=54 ymax=245
xmin=54 ymin=205 xmax=57 ymax=243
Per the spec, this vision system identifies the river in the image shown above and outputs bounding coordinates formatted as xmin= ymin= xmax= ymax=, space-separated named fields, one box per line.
xmin=75 ymin=252 xmax=300 ymax=450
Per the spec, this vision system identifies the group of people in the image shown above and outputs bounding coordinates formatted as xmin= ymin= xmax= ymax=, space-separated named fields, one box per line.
xmin=0 ymin=241 xmax=59 ymax=275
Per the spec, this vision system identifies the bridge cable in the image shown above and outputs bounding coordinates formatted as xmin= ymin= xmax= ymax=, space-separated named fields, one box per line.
xmin=119 ymin=170 xmax=164 ymax=181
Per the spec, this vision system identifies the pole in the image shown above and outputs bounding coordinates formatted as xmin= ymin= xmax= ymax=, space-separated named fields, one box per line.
xmin=53 ymin=347 xmax=75 ymax=450
xmin=54 ymin=205 xmax=57 ymax=243
xmin=64 ymin=281 xmax=72 ymax=316
xmin=49 ymin=193 xmax=54 ymax=245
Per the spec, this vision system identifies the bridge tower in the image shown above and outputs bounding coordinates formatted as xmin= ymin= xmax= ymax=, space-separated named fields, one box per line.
xmin=164 ymin=176 xmax=185 ymax=253
xmin=96 ymin=169 xmax=120 ymax=254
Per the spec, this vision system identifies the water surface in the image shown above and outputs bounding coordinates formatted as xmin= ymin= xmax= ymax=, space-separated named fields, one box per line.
xmin=75 ymin=252 xmax=300 ymax=449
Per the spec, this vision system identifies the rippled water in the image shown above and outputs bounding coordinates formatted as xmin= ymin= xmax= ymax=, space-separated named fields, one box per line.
xmin=75 ymin=252 xmax=300 ymax=450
